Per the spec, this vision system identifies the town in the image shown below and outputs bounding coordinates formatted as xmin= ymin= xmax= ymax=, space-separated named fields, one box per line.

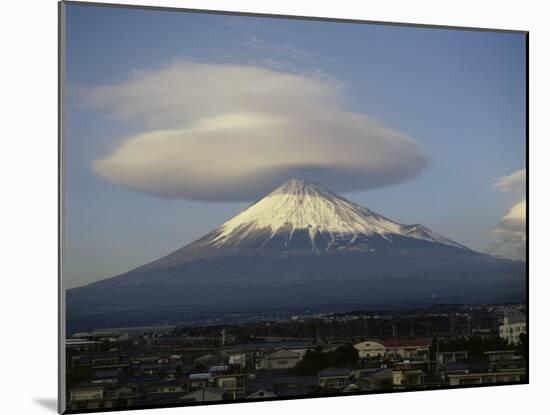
xmin=65 ymin=303 xmax=526 ymax=411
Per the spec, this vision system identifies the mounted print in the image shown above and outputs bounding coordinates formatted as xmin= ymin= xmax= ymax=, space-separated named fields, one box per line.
xmin=59 ymin=1 xmax=528 ymax=413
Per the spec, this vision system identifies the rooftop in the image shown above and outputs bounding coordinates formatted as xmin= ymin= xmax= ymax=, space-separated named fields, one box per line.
xmin=319 ymin=367 xmax=353 ymax=377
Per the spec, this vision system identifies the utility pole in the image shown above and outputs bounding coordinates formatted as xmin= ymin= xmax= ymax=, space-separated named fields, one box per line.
xmin=221 ymin=328 xmax=226 ymax=346
xmin=427 ymin=344 xmax=432 ymax=377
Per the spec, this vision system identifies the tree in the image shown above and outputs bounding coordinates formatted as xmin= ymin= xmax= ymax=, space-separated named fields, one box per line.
xmin=518 ymin=333 xmax=527 ymax=359
xmin=293 ymin=344 xmax=358 ymax=376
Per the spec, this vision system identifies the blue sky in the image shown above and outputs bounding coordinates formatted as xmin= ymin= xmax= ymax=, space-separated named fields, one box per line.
xmin=63 ymin=3 xmax=526 ymax=288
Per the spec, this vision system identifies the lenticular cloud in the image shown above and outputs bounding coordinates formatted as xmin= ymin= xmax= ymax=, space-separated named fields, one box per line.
xmin=89 ymin=60 xmax=429 ymax=201
xmin=491 ymin=170 xmax=526 ymax=260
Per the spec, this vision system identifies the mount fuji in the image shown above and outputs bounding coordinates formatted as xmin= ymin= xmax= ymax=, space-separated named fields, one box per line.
xmin=67 ymin=179 xmax=525 ymax=330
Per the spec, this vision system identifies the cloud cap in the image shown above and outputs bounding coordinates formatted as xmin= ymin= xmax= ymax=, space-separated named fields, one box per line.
xmin=90 ymin=61 xmax=429 ymax=201
xmin=491 ymin=169 xmax=526 ymax=260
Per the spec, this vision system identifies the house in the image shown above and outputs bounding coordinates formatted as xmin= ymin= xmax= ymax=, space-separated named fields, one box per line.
xmin=435 ymin=351 xmax=468 ymax=367
xmin=261 ymin=349 xmax=301 ymax=370
xmin=392 ymin=369 xmax=426 ymax=387
xmin=246 ymin=389 xmax=277 ymax=399
xmin=213 ymin=373 xmax=249 ymax=399
xmin=131 ymin=354 xmax=161 ymax=364
xmin=147 ymin=382 xmax=187 ymax=396
xmin=319 ymin=368 xmax=353 ymax=389
xmin=246 ymin=375 xmax=318 ymax=398
xmin=354 ymin=339 xmax=431 ymax=360
xmin=485 ymin=350 xmax=517 ymax=363
xmin=209 ymin=365 xmax=230 ymax=374
xmin=113 ymin=385 xmax=136 ymax=398
xmin=353 ymin=341 xmax=385 ymax=358
xmin=446 ymin=368 xmax=525 ymax=386
xmin=342 ymin=383 xmax=361 ymax=393
xmin=180 ymin=387 xmax=224 ymax=402
xmin=273 ymin=376 xmax=318 ymax=397
xmin=194 ymin=354 xmax=218 ymax=369
xmin=353 ymin=367 xmax=393 ymax=390
xmin=91 ymin=368 xmax=120 ymax=384
xmin=391 ymin=361 xmax=427 ymax=387
xmin=123 ymin=374 xmax=163 ymax=386
xmin=188 ymin=373 xmax=213 ymax=389
xmin=143 ymin=381 xmax=190 ymax=404
xmin=439 ymin=358 xmax=526 ymax=386
xmin=91 ymin=353 xmax=122 ymax=366
xmin=69 ymin=384 xmax=104 ymax=402
xmin=66 ymin=339 xmax=101 ymax=353
xmin=67 ymin=384 xmax=117 ymax=411
xmin=439 ymin=361 xmax=489 ymax=384
xmin=484 ymin=350 xmax=524 ymax=370
xmin=70 ymin=355 xmax=93 ymax=369
xmin=139 ymin=362 xmax=179 ymax=376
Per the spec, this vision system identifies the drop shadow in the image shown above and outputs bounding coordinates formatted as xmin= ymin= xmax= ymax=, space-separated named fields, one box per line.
xmin=34 ymin=398 xmax=57 ymax=413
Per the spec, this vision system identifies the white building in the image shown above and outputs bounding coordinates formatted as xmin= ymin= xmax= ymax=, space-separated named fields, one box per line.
xmin=260 ymin=349 xmax=302 ymax=370
xmin=228 ymin=353 xmax=247 ymax=369
xmin=354 ymin=339 xmax=431 ymax=360
xmin=499 ymin=309 xmax=526 ymax=345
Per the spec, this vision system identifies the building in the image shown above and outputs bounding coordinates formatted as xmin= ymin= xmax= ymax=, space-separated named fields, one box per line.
xmin=180 ymin=387 xmax=223 ymax=402
xmin=139 ymin=362 xmax=178 ymax=376
xmin=69 ymin=385 xmax=104 ymax=402
xmin=353 ymin=368 xmax=393 ymax=391
xmin=391 ymin=361 xmax=427 ymax=387
xmin=435 ymin=351 xmax=468 ymax=367
xmin=499 ymin=309 xmax=526 ymax=345
xmin=209 ymin=365 xmax=230 ymax=374
xmin=319 ymin=368 xmax=353 ymax=389
xmin=246 ymin=375 xmax=318 ymax=398
xmin=67 ymin=384 xmax=117 ymax=411
xmin=246 ymin=389 xmax=277 ymax=399
xmin=113 ymin=385 xmax=137 ymax=399
xmin=228 ymin=353 xmax=248 ymax=369
xmin=392 ymin=369 xmax=426 ymax=387
xmin=194 ymin=354 xmax=218 ymax=369
xmin=354 ymin=339 xmax=431 ymax=360
xmin=484 ymin=350 xmax=525 ymax=371
xmin=145 ymin=382 xmax=189 ymax=404
xmin=447 ymin=368 xmax=525 ymax=386
xmin=261 ymin=349 xmax=302 ymax=370
xmin=438 ymin=359 xmax=526 ymax=386
xmin=353 ymin=341 xmax=386 ymax=358
xmin=188 ymin=373 xmax=212 ymax=389
xmin=66 ymin=339 xmax=102 ymax=353
xmin=213 ymin=373 xmax=249 ymax=399
xmin=342 ymin=383 xmax=361 ymax=393
xmin=91 ymin=368 xmax=120 ymax=384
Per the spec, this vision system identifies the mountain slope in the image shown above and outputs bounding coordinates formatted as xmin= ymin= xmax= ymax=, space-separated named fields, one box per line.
xmin=67 ymin=179 xmax=525 ymax=331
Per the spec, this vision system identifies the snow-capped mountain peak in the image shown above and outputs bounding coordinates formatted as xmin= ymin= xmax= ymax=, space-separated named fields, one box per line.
xmin=209 ymin=179 xmax=466 ymax=251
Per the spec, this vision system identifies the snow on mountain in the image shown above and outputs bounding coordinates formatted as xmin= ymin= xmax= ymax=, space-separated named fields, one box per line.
xmin=209 ymin=179 xmax=467 ymax=250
